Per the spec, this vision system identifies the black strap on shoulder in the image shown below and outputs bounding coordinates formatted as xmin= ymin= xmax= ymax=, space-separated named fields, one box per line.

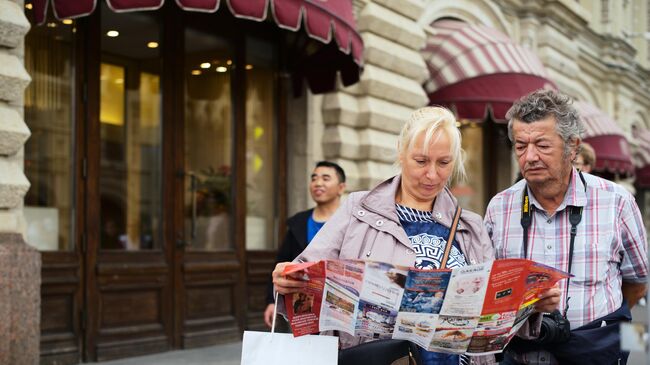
xmin=520 ymin=172 xmax=586 ymax=317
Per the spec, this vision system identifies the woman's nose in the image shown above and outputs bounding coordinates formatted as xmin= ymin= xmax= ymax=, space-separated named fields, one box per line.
xmin=425 ymin=165 xmax=438 ymax=179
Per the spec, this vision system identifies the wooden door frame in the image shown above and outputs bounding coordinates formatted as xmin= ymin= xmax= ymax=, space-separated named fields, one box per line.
xmin=78 ymin=5 xmax=292 ymax=359
xmin=169 ymin=9 xmax=292 ymax=340
xmin=37 ymin=14 xmax=88 ymax=365
xmin=169 ymin=10 xmax=248 ymax=347
xmin=84 ymin=9 xmax=101 ymax=361
xmin=84 ymin=6 xmax=173 ymax=361
xmin=164 ymin=2 xmax=185 ymax=349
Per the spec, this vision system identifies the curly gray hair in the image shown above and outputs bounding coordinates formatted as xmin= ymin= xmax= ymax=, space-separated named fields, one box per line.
xmin=506 ymin=89 xmax=585 ymax=157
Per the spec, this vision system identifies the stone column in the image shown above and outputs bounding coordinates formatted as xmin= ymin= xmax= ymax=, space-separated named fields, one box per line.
xmin=0 ymin=0 xmax=40 ymax=364
xmin=321 ymin=0 xmax=429 ymax=191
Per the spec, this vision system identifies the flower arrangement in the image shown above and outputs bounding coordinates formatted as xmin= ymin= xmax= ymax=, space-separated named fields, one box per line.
xmin=195 ymin=165 xmax=231 ymax=215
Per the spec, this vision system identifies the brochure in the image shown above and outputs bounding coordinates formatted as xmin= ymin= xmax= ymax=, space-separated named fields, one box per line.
xmin=283 ymin=258 xmax=569 ymax=355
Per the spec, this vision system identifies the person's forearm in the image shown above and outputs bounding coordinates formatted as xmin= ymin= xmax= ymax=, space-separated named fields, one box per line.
xmin=622 ymin=281 xmax=647 ymax=308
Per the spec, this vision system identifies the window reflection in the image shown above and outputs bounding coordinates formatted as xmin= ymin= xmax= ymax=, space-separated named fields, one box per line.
xmin=245 ymin=37 xmax=277 ymax=250
xmin=24 ymin=17 xmax=76 ymax=251
xmin=99 ymin=5 xmax=162 ymax=250
xmin=184 ymin=28 xmax=233 ymax=251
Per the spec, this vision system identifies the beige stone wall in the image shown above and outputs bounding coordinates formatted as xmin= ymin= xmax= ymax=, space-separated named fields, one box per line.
xmin=0 ymin=0 xmax=31 ymax=234
xmin=505 ymin=0 xmax=650 ymax=189
xmin=295 ymin=0 xmax=650 ymax=212
xmin=416 ymin=0 xmax=650 ymax=185
xmin=305 ymin=0 xmax=429 ymax=194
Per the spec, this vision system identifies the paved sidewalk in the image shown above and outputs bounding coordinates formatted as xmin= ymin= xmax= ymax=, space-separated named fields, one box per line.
xmin=86 ymin=342 xmax=242 ymax=365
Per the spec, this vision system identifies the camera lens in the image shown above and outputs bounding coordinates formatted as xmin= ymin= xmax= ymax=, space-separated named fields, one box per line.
xmin=534 ymin=310 xmax=571 ymax=345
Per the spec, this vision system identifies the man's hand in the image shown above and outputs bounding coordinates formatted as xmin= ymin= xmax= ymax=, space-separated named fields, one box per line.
xmin=272 ymin=262 xmax=308 ymax=295
xmin=534 ymin=284 xmax=562 ymax=313
xmin=622 ymin=282 xmax=647 ymax=308
xmin=263 ymin=303 xmax=275 ymax=328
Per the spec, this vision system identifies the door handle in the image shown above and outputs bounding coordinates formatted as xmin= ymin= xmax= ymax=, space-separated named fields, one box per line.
xmin=176 ymin=232 xmax=187 ymax=248
xmin=177 ymin=169 xmax=198 ymax=247
xmin=189 ymin=172 xmax=198 ymax=242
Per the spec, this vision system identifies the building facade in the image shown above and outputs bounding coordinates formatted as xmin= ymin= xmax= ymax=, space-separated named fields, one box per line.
xmin=0 ymin=0 xmax=648 ymax=364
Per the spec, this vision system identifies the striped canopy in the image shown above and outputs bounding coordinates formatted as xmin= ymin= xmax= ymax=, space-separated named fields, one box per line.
xmin=422 ymin=20 xmax=555 ymax=121
xmin=574 ymin=101 xmax=634 ymax=176
xmin=575 ymin=101 xmax=627 ymax=138
xmin=30 ymin=0 xmax=364 ymax=93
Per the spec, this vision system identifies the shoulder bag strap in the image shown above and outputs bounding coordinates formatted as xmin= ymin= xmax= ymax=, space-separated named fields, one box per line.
xmin=440 ymin=205 xmax=462 ymax=269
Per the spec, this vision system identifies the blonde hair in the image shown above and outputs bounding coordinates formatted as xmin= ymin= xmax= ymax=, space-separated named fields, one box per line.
xmin=397 ymin=106 xmax=466 ymax=182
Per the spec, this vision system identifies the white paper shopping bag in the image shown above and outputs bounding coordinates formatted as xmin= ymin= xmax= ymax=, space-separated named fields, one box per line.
xmin=242 ymin=291 xmax=337 ymax=364
xmin=240 ymin=331 xmax=338 ymax=365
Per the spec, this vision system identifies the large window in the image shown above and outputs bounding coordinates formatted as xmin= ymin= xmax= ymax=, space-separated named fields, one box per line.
xmin=24 ymin=17 xmax=76 ymax=251
xmin=183 ymin=27 xmax=234 ymax=251
xmin=245 ymin=36 xmax=278 ymax=250
xmin=99 ymin=5 xmax=162 ymax=250
xmin=25 ymin=6 xmax=283 ymax=254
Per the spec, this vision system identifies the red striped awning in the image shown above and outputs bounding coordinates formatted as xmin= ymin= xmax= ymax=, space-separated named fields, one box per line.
xmin=31 ymin=0 xmax=363 ymax=93
xmin=573 ymin=101 xmax=634 ymax=176
xmin=423 ymin=20 xmax=556 ymax=122
xmin=575 ymin=101 xmax=627 ymax=138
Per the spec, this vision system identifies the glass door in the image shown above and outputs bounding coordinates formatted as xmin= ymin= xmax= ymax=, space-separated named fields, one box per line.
xmin=85 ymin=4 xmax=172 ymax=361
xmin=24 ymin=12 xmax=83 ymax=365
xmin=173 ymin=21 xmax=243 ymax=347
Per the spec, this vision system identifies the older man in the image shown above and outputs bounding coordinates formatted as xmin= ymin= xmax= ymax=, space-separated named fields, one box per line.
xmin=485 ymin=90 xmax=648 ymax=364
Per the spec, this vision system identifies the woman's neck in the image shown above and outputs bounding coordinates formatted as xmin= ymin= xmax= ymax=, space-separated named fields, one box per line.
xmin=396 ymin=190 xmax=435 ymax=212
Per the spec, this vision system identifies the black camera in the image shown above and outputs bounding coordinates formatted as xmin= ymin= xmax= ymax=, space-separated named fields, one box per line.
xmin=533 ymin=310 xmax=571 ymax=345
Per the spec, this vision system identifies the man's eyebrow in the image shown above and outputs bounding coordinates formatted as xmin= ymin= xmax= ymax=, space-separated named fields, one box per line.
xmin=515 ymin=137 xmax=551 ymax=143
xmin=530 ymin=137 xmax=552 ymax=144
xmin=311 ymin=173 xmax=332 ymax=178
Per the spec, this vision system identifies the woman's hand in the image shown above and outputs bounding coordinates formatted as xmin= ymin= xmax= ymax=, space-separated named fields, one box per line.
xmin=534 ymin=284 xmax=561 ymax=313
xmin=272 ymin=262 xmax=308 ymax=295
xmin=263 ymin=304 xmax=276 ymax=328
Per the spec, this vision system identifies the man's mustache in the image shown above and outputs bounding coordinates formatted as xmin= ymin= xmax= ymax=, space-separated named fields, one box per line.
xmin=524 ymin=163 xmax=545 ymax=171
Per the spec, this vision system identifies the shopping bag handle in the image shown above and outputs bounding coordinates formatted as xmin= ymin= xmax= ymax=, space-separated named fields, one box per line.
xmin=272 ymin=291 xmax=279 ymax=334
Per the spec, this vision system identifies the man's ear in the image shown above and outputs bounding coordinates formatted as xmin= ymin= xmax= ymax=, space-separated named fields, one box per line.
xmin=570 ymin=138 xmax=581 ymax=161
xmin=338 ymin=182 xmax=346 ymax=196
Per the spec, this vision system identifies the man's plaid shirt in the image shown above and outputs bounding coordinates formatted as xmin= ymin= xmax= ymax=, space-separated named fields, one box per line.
xmin=484 ymin=169 xmax=648 ymax=364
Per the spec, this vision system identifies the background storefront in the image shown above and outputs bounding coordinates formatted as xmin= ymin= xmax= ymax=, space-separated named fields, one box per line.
xmin=20 ymin=0 xmax=363 ymax=363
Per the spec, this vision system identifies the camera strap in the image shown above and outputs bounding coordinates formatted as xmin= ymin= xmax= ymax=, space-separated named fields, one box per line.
xmin=520 ymin=172 xmax=586 ymax=317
